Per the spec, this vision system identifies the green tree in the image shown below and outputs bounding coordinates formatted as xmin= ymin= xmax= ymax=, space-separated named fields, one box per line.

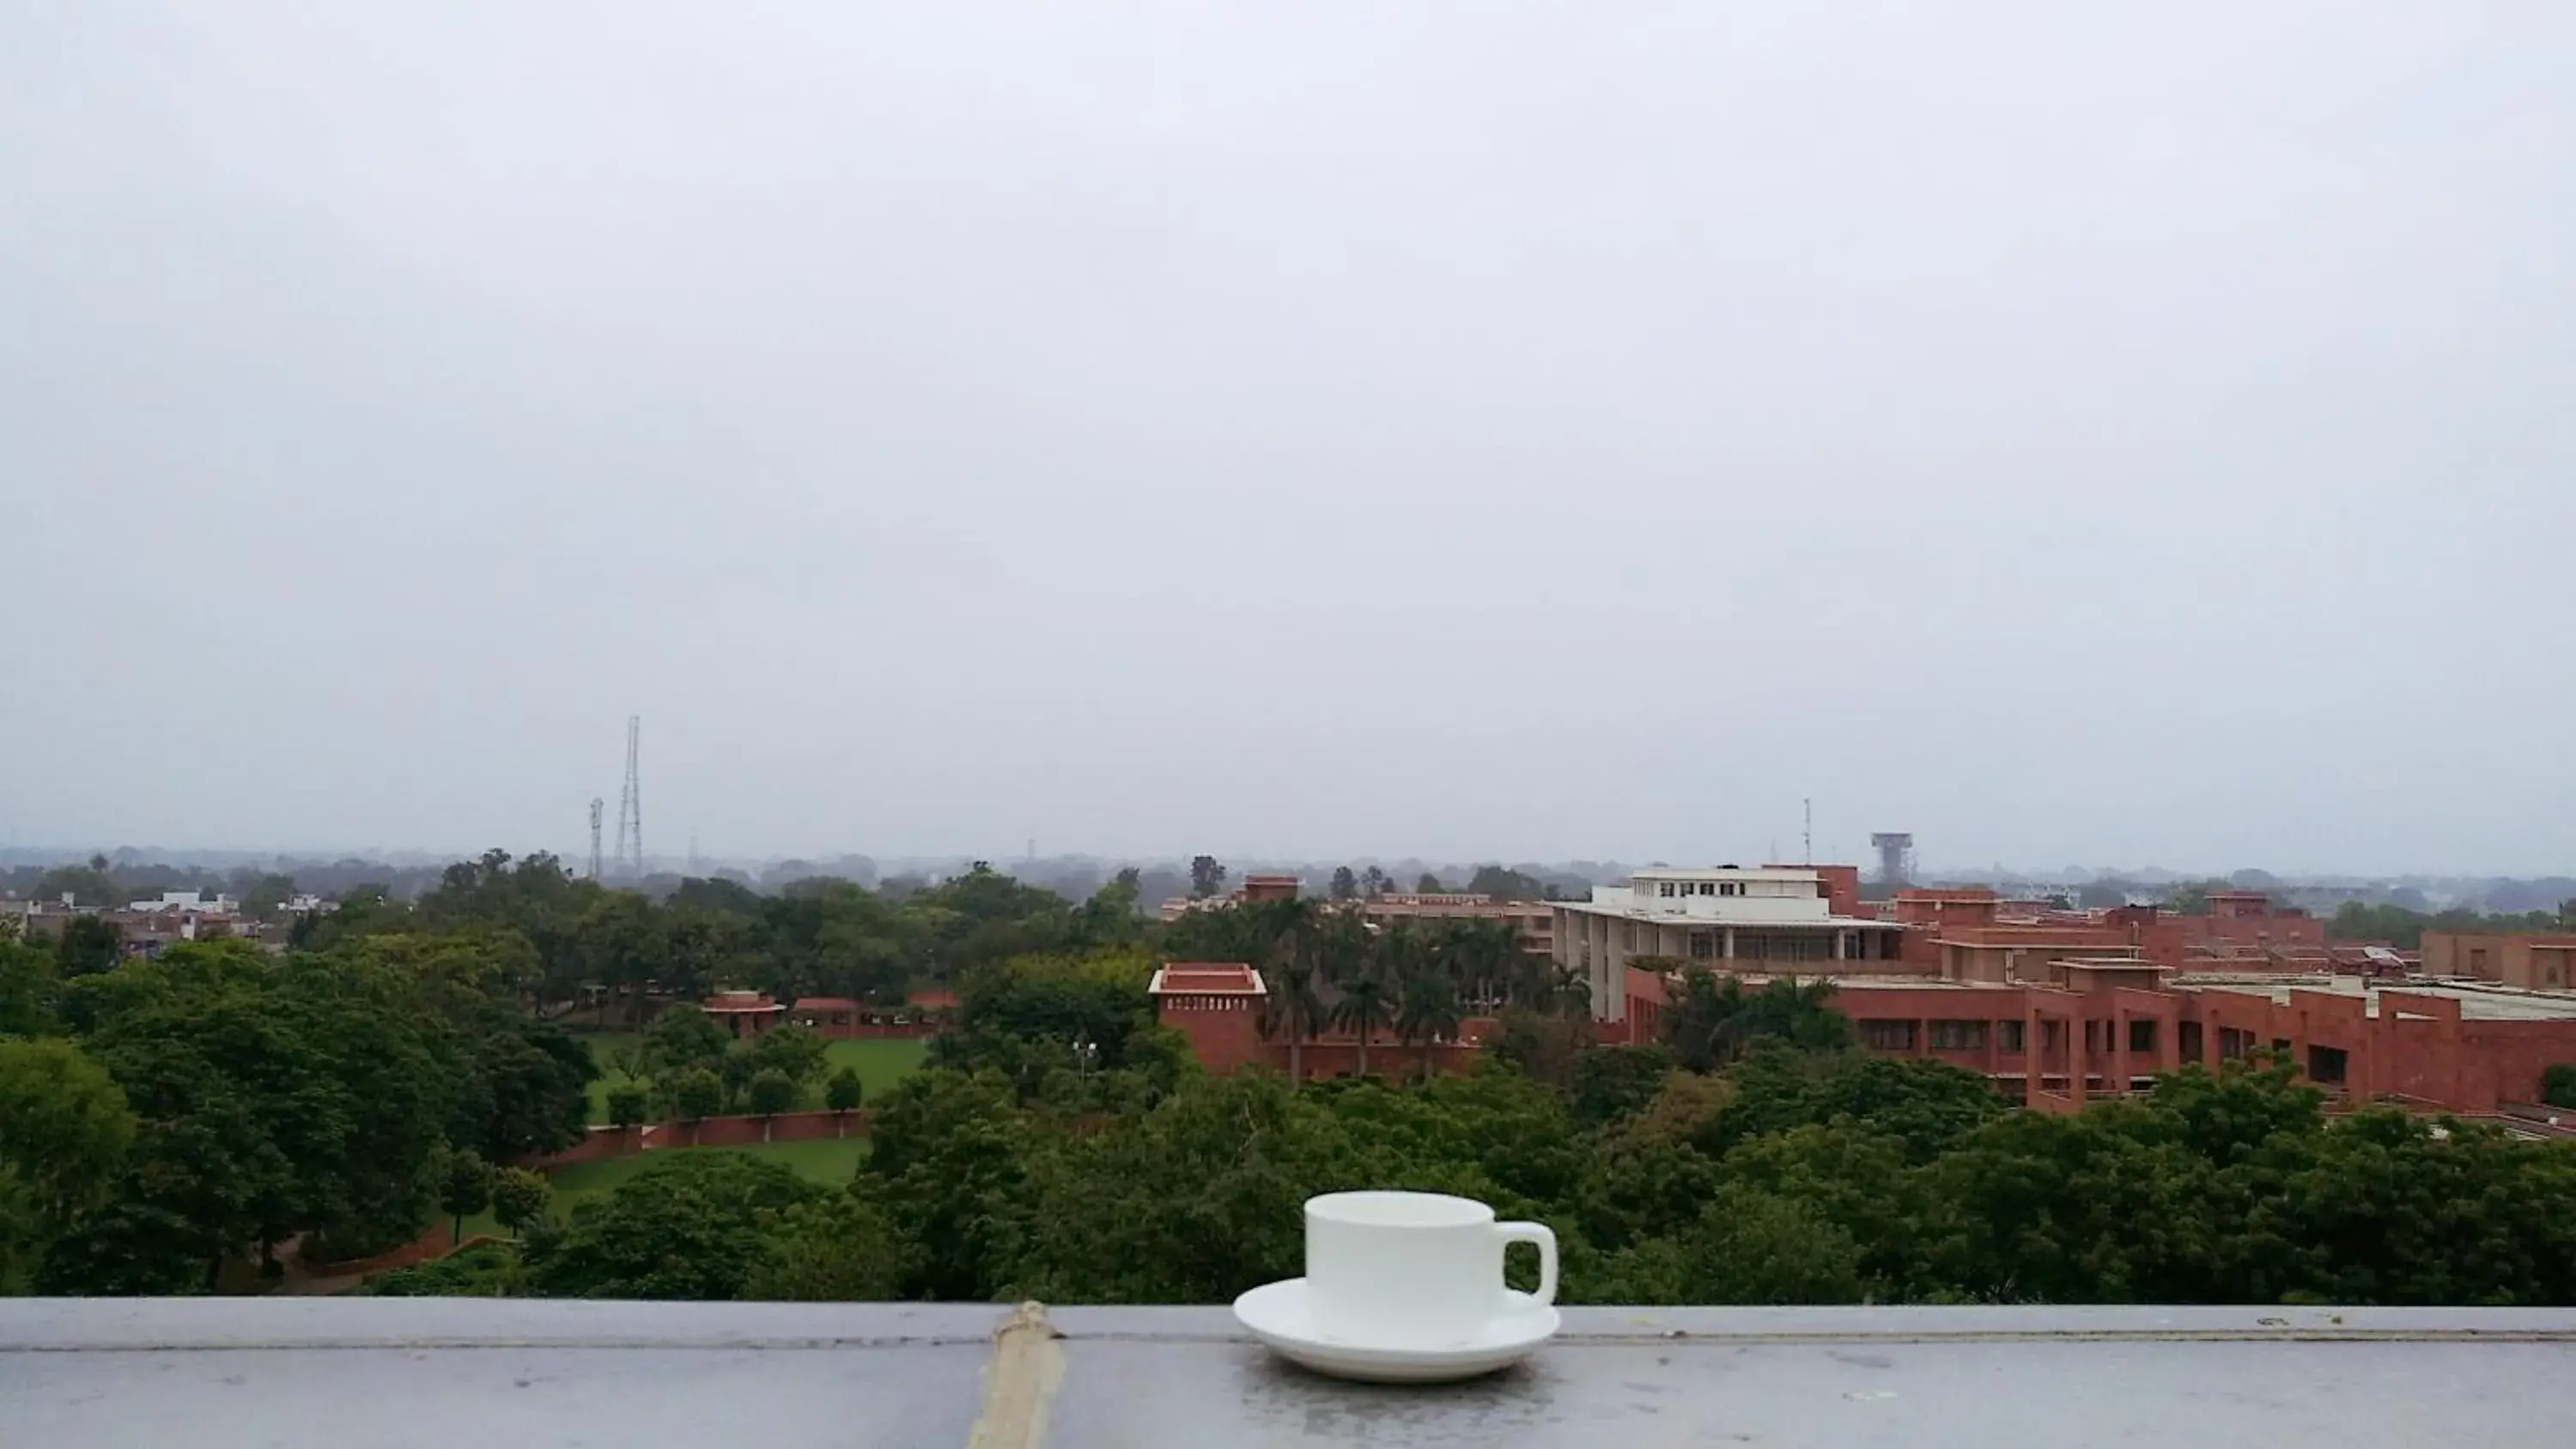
xmin=669 ymin=1068 xmax=726 ymax=1125
xmin=49 ymin=943 xmax=458 ymax=1289
xmin=1596 ymin=1183 xmax=1868 ymax=1305
xmin=34 ymin=857 xmax=118 ymax=907
xmin=747 ymin=1069 xmax=799 ymax=1136
xmin=744 ymin=1188 xmax=911 ymax=1300
xmin=2543 ymin=1064 xmax=2576 ymax=1111
xmin=0 ymin=1038 xmax=135 ymax=1291
xmin=1188 ymin=855 xmax=1227 ymax=900
xmin=1328 ymin=866 xmax=1358 ymax=901
xmin=606 ymin=1083 xmax=652 ymax=1131
xmin=0 ymin=939 xmax=58 ymax=1037
xmin=1393 ymin=966 xmax=1463 ymax=1082
xmin=489 ymin=1167 xmax=551 ymax=1236
xmin=453 ymin=1019 xmax=598 ymax=1162
xmin=1414 ymin=871 xmax=1444 ymax=894
xmin=1331 ymin=970 xmax=1394 ymax=1077
xmin=743 ymin=1022 xmax=829 ymax=1089
xmin=1465 ymin=864 xmax=1547 ymax=902
xmin=641 ymin=1005 xmax=731 ymax=1079
xmin=825 ymin=1067 xmax=865 ymax=1114
xmin=1662 ymin=973 xmax=1854 ymax=1073
xmin=1569 ymin=1044 xmax=1674 ymax=1128
xmin=440 ymin=1147 xmax=493 ymax=1243
xmin=241 ymin=873 xmax=299 ymax=921
xmin=54 ymin=916 xmax=123 ymax=979
xmin=372 ymin=1240 xmax=524 ymax=1297
xmin=522 ymin=1152 xmax=822 ymax=1299
xmin=863 ymin=1070 xmax=1042 ymax=1300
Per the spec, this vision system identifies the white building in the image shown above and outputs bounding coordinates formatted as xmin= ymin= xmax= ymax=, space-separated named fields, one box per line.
xmin=1552 ymin=867 xmax=1909 ymax=1026
xmin=125 ymin=890 xmax=239 ymax=914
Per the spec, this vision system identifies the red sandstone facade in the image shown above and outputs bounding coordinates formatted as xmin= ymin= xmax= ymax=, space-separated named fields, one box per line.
xmin=1621 ymin=961 xmax=2576 ymax=1116
xmin=2422 ymin=932 xmax=2576 ymax=991
xmin=1148 ymin=961 xmax=1492 ymax=1081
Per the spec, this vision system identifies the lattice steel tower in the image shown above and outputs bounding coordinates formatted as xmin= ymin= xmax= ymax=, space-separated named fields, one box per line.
xmin=613 ymin=716 xmax=643 ymax=878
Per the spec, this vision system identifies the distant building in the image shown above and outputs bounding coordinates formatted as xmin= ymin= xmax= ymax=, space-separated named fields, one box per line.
xmin=1552 ymin=865 xmax=1905 ymax=1028
xmin=2422 ymin=933 xmax=2576 ymax=991
xmin=1613 ymin=959 xmax=2576 ymax=1119
xmin=1359 ymin=893 xmax=1554 ymax=958
xmin=1148 ymin=961 xmax=1493 ymax=1082
xmin=700 ymin=990 xmax=786 ymax=1040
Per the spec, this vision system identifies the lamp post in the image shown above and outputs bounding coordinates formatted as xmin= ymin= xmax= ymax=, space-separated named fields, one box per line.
xmin=1072 ymin=1033 xmax=1099 ymax=1085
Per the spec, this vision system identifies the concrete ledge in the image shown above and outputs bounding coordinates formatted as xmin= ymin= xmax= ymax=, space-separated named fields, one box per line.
xmin=8 ymin=1301 xmax=2576 ymax=1447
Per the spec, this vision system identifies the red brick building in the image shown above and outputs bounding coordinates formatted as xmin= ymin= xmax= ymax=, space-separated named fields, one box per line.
xmin=1618 ymin=961 xmax=2576 ymax=1116
xmin=701 ymin=989 xmax=786 ymax=1039
xmin=2422 ymin=932 xmax=2576 ymax=991
xmin=1147 ymin=961 xmax=1492 ymax=1081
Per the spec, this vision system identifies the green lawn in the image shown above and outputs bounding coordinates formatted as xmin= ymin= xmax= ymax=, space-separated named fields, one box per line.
xmin=566 ymin=1032 xmax=928 ymax=1124
xmin=458 ymin=1137 xmax=872 ymax=1238
xmin=572 ymin=1030 xmax=645 ymax=1124
xmin=821 ymin=1037 xmax=930 ymax=1104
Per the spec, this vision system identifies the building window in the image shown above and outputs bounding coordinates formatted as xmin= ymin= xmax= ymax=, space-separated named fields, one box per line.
xmin=1929 ymin=1020 xmax=1985 ymax=1052
xmin=2178 ymin=1021 xmax=2203 ymax=1062
xmin=2219 ymin=1028 xmax=2252 ymax=1062
xmin=2128 ymin=1019 xmax=2157 ymax=1053
xmin=1997 ymin=1020 xmax=2026 ymax=1053
xmin=1659 ymin=882 xmax=1676 ymax=898
xmin=2307 ymin=1044 xmax=2348 ymax=1086
xmin=1689 ymin=931 xmax=1715 ymax=960
xmin=1862 ymin=1020 xmax=1919 ymax=1052
xmin=1720 ymin=882 xmax=1744 ymax=897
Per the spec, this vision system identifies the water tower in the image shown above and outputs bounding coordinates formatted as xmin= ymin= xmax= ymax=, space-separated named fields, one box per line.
xmin=1869 ymin=832 xmax=1915 ymax=887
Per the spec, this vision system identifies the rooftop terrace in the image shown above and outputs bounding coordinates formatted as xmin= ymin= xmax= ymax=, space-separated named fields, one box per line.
xmin=2178 ymin=973 xmax=2576 ymax=1021
xmin=8 ymin=1300 xmax=2576 ymax=1447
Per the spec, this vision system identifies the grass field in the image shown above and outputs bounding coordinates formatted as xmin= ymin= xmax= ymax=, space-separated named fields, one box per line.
xmin=568 ymin=1031 xmax=929 ymax=1124
xmin=459 ymin=1137 xmax=872 ymax=1237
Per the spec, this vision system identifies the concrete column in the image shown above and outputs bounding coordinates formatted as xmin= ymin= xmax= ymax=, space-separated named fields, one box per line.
xmin=1722 ymin=928 xmax=1735 ymax=961
xmin=1833 ymin=931 xmax=1846 ymax=961
xmin=2110 ymin=1009 xmax=2130 ymax=1096
xmin=2025 ymin=1003 xmax=2046 ymax=1104
xmin=2067 ymin=1011 xmax=2087 ymax=1107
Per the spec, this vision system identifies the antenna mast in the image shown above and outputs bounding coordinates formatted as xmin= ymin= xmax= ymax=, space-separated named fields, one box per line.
xmin=588 ymin=797 xmax=605 ymax=880
xmin=614 ymin=716 xmax=643 ymax=878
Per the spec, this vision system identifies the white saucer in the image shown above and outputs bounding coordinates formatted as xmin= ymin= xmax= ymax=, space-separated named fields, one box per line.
xmin=1230 ymin=1278 xmax=1560 ymax=1383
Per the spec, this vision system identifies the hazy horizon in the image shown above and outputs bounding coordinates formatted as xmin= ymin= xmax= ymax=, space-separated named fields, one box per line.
xmin=7 ymin=4 xmax=2573 ymax=876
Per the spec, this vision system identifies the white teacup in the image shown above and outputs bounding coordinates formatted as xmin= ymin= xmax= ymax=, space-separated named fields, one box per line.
xmin=1303 ymin=1191 xmax=1558 ymax=1347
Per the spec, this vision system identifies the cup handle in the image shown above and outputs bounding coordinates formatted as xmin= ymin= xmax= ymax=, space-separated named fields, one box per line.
xmin=1494 ymin=1221 xmax=1558 ymax=1307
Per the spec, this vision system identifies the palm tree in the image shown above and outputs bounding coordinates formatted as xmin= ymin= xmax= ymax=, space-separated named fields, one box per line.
xmin=1394 ymin=966 xmax=1464 ymax=1083
xmin=1312 ymin=906 xmax=1371 ymax=990
xmin=1266 ymin=960 xmax=1327 ymax=1083
xmin=1546 ymin=962 xmax=1593 ymax=1020
xmin=1253 ymin=897 xmax=1324 ymax=1080
xmin=1442 ymin=917 xmax=1521 ymax=1010
xmin=1332 ymin=969 xmax=1395 ymax=1078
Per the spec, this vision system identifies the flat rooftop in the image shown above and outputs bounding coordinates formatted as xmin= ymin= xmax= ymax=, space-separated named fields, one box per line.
xmin=8 ymin=1300 xmax=2575 ymax=1447
xmin=1558 ymin=900 xmax=1903 ymax=929
xmin=2179 ymin=974 xmax=2576 ymax=1022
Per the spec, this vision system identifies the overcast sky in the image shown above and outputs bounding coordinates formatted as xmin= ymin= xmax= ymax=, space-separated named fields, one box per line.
xmin=4 ymin=3 xmax=2573 ymax=876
